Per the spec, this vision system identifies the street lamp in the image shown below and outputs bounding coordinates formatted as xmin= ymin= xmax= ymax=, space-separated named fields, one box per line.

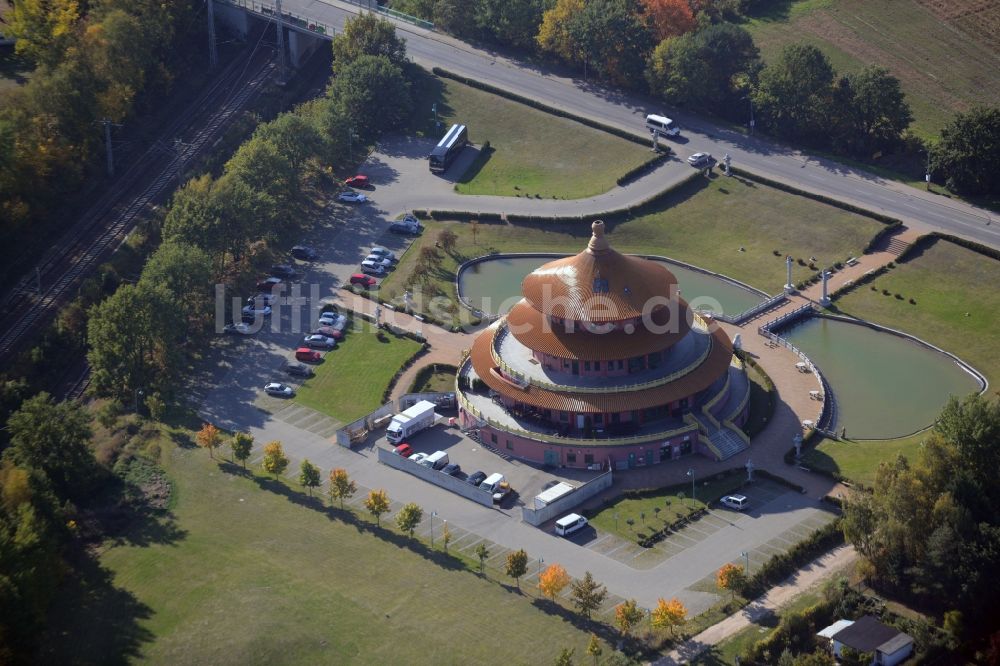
xmin=687 ymin=467 xmax=696 ymax=505
xmin=538 ymin=556 xmax=544 ymax=576
xmin=430 ymin=511 xmax=437 ymax=548
xmin=741 ymin=550 xmax=750 ymax=574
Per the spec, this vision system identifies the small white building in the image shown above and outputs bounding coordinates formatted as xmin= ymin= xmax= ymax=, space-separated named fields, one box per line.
xmin=817 ymin=615 xmax=914 ymax=666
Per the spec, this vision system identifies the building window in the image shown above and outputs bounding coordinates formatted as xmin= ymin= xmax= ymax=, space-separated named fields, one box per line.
xmin=584 ymin=361 xmax=591 ymax=371
xmin=567 ymin=453 xmax=577 ymax=463
xmin=593 ymin=278 xmax=609 ymax=293
xmin=506 ymin=440 xmax=513 ymax=450
xmin=617 ymin=360 xmax=624 ymax=370
xmin=560 ymin=411 xmax=569 ymax=422
xmin=584 ymin=454 xmax=594 ymax=465
xmin=491 ymin=433 xmax=497 ymax=444
xmin=594 ymin=413 xmax=604 ymax=424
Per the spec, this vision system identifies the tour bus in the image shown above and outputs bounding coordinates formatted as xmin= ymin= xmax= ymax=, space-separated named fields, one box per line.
xmin=645 ymin=114 xmax=680 ymax=137
xmin=429 ymin=124 xmax=468 ymax=173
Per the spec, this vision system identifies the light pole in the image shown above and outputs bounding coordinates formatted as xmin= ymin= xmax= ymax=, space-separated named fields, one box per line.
xmin=538 ymin=556 xmax=544 ymax=576
xmin=741 ymin=550 xmax=749 ymax=574
xmin=747 ymin=96 xmax=755 ymax=135
xmin=430 ymin=511 xmax=437 ymax=548
xmin=687 ymin=467 xmax=695 ymax=506
xmin=925 ymin=149 xmax=932 ymax=191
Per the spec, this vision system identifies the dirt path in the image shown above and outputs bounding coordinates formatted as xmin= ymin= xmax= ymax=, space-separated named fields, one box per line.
xmin=655 ymin=545 xmax=858 ymax=665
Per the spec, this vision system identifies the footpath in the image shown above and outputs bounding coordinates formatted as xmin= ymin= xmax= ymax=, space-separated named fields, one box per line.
xmin=655 ymin=545 xmax=858 ymax=665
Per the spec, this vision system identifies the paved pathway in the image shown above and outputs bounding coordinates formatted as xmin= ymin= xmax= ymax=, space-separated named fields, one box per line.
xmin=656 ymin=545 xmax=858 ymax=665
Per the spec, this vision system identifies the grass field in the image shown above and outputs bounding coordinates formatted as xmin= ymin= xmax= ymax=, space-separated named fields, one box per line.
xmin=743 ymin=0 xmax=1000 ymax=141
xmin=40 ymin=430 xmax=599 ymax=664
xmin=803 ymin=431 xmax=928 ymax=487
xmin=833 ymin=237 xmax=1000 ymax=388
xmin=379 ymin=175 xmax=884 ymax=319
xmin=409 ymin=366 xmax=458 ymax=393
xmin=294 ymin=327 xmax=422 ymax=422
xmin=414 ymin=73 xmax=650 ymax=199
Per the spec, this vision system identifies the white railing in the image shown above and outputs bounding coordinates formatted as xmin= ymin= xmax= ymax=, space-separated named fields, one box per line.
xmin=218 ymin=0 xmax=336 ymax=36
xmin=717 ymin=292 xmax=788 ymax=325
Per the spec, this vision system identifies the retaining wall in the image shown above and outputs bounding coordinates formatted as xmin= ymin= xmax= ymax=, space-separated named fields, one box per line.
xmin=521 ymin=470 xmax=614 ymax=526
xmin=377 ymin=446 xmax=494 ymax=507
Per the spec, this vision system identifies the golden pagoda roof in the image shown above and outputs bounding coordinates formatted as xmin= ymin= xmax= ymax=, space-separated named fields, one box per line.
xmin=520 ymin=221 xmax=680 ymax=323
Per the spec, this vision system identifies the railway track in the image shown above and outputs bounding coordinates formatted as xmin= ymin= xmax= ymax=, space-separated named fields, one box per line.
xmin=0 ymin=44 xmax=278 ymax=367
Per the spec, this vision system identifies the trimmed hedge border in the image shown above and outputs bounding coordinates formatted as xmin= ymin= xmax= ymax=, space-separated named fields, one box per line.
xmin=341 ymin=285 xmax=477 ymax=333
xmin=432 ymin=67 xmax=660 ymax=152
xmin=728 ymin=166 xmax=903 ymax=229
xmin=742 ymin=518 xmax=845 ymax=598
xmin=380 ymin=341 xmax=430 ymax=405
xmin=617 ymin=152 xmax=670 ymax=187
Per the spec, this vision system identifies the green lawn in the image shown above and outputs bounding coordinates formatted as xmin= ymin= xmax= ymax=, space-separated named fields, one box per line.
xmin=40 ymin=430 xmax=598 ymax=664
xmin=833 ymin=237 xmax=1000 ymax=388
xmin=803 ymin=431 xmax=928 ymax=487
xmin=380 ymin=175 xmax=884 ymax=319
xmin=416 ymin=73 xmax=650 ymax=199
xmin=294 ymin=327 xmax=422 ymax=422
xmin=409 ymin=366 xmax=458 ymax=393
xmin=743 ymin=0 xmax=1000 ymax=141
xmin=589 ymin=474 xmax=747 ymax=542
xmin=744 ymin=364 xmax=775 ymax=439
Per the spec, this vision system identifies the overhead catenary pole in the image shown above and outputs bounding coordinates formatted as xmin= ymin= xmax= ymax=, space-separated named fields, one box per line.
xmin=98 ymin=119 xmax=121 ymax=177
xmin=206 ymin=0 xmax=219 ymax=68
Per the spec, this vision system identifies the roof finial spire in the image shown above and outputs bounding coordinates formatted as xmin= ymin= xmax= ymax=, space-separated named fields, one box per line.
xmin=588 ymin=220 xmax=609 ymax=253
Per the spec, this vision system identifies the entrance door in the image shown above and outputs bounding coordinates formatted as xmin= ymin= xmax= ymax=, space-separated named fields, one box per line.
xmin=571 ymin=360 xmax=579 ymax=375
xmin=627 ymin=452 xmax=636 ymax=469
xmin=576 ymin=414 xmax=586 ymax=429
xmin=645 ymin=450 xmax=655 ymax=466
xmin=543 ymin=450 xmax=560 ymax=467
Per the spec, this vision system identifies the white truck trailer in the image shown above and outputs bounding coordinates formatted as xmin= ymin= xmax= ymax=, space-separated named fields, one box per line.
xmin=386 ymin=400 xmax=438 ymax=444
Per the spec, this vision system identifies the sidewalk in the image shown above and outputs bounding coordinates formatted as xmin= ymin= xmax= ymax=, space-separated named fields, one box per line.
xmin=655 ymin=545 xmax=858 ymax=665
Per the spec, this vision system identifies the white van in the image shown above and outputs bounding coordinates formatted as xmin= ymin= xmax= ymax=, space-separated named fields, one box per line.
xmin=645 ymin=114 xmax=680 ymax=137
xmin=425 ymin=450 xmax=449 ymax=470
xmin=721 ymin=494 xmax=749 ymax=511
xmin=555 ymin=513 xmax=588 ymax=537
xmin=479 ymin=473 xmax=506 ymax=494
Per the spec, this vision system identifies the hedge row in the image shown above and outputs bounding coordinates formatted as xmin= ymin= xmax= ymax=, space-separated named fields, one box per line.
xmin=735 ymin=350 xmax=775 ymax=392
xmin=828 ymin=263 xmax=892 ymax=301
xmin=432 ymin=67 xmax=657 ymax=150
xmin=380 ymin=342 xmax=430 ymax=405
xmin=728 ymin=166 xmax=903 ymax=229
xmin=636 ymin=507 xmax=709 ymax=548
xmin=342 ymin=285 xmax=476 ymax=333
xmin=742 ymin=518 xmax=845 ymax=598
xmin=616 ymin=152 xmax=669 ymax=187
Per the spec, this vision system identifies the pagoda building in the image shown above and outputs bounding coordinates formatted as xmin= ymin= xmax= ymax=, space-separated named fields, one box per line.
xmin=457 ymin=221 xmax=750 ymax=469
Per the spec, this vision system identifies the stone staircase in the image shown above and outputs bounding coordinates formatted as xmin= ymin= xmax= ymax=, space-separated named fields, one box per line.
xmin=709 ymin=427 xmax=749 ymax=461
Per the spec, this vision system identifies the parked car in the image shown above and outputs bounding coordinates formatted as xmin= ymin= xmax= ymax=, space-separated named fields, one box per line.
xmin=313 ymin=326 xmax=344 ymax=339
xmin=393 ymin=443 xmax=413 ymax=457
xmin=360 ymin=260 xmax=387 ymax=277
xmin=257 ymin=277 xmax=282 ymax=292
xmin=364 ymin=254 xmax=393 ymax=269
xmin=720 ymin=494 xmax=749 ymax=511
xmin=223 ymin=323 xmax=253 ymax=335
xmin=555 ymin=513 xmax=588 ymax=537
xmin=318 ymin=312 xmax=347 ymax=330
xmin=337 ymin=190 xmax=368 ymax=203
xmin=441 ymin=463 xmax=461 ymax=476
xmin=350 ymin=273 xmax=377 ymax=288
xmin=241 ymin=304 xmax=272 ymax=317
xmin=466 ymin=470 xmax=487 ymax=487
xmin=303 ymin=334 xmax=336 ymax=349
xmin=687 ymin=152 xmax=713 ymax=168
xmin=344 ymin=175 xmax=371 ymax=189
xmin=264 ymin=382 xmax=294 ymax=397
xmin=410 ymin=452 xmax=429 ymax=465
xmin=286 ymin=362 xmax=314 ymax=377
xmin=369 ymin=246 xmax=396 ymax=262
xmin=295 ymin=348 xmax=322 ymax=363
xmin=291 ymin=245 xmax=318 ymax=261
xmin=271 ymin=264 xmax=297 ymax=279
xmin=389 ymin=216 xmax=422 ymax=235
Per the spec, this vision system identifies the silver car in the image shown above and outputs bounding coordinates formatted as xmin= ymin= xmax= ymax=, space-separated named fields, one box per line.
xmin=303 ymin=334 xmax=336 ymax=349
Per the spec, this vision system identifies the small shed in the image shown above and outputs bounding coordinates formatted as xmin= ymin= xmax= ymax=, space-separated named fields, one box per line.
xmin=818 ymin=615 xmax=914 ymax=666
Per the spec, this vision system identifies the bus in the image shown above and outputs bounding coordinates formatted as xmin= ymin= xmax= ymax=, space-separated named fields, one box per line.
xmin=429 ymin=124 xmax=468 ymax=173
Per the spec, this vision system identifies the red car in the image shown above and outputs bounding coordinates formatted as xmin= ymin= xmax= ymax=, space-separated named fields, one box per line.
xmin=393 ymin=443 xmax=413 ymax=457
xmin=350 ymin=273 xmax=377 ymax=288
xmin=344 ymin=174 xmax=371 ymax=189
xmin=295 ymin=347 xmax=322 ymax=363
xmin=313 ymin=326 xmax=344 ymax=339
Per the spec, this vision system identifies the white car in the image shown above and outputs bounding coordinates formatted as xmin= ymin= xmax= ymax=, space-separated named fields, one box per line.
xmin=223 ymin=323 xmax=253 ymax=335
xmin=337 ymin=191 xmax=368 ymax=203
xmin=360 ymin=260 xmax=387 ymax=276
xmin=370 ymin=247 xmax=396 ymax=262
xmin=720 ymin=494 xmax=749 ymax=511
xmin=303 ymin=334 xmax=336 ymax=349
xmin=318 ymin=312 xmax=347 ymax=330
xmin=241 ymin=304 xmax=272 ymax=317
xmin=409 ymin=452 xmax=429 ymax=465
xmin=264 ymin=382 xmax=294 ymax=397
xmin=687 ymin=152 xmax=714 ymax=168
xmin=364 ymin=254 xmax=393 ymax=269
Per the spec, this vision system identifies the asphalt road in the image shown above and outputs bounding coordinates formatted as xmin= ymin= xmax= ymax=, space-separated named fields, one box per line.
xmin=278 ymin=0 xmax=1000 ymax=248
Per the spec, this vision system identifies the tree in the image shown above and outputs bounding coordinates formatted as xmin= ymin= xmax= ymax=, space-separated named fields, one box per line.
xmin=332 ymin=13 xmax=407 ymax=74
xmin=230 ymin=432 xmax=253 ymax=469
xmin=141 ymin=240 xmax=214 ymax=329
xmin=6 ymin=0 xmax=80 ymax=67
xmin=475 ymin=542 xmax=490 ymax=573
xmin=586 ymin=634 xmax=603 ymax=665
xmin=144 ymin=393 xmax=166 ymax=421
xmin=641 ymin=0 xmax=695 ymax=41
xmin=395 ymin=502 xmax=424 ymax=538
xmin=753 ymin=43 xmax=835 ymax=144
xmin=5 ymin=392 xmax=98 ymax=501
xmin=364 ymin=488 xmax=391 ymax=526
xmin=792 ymin=650 xmax=836 ymax=666
xmin=651 ymin=597 xmax=687 ymax=636
xmin=570 ymin=571 xmax=608 ymax=620
xmin=539 ymin=563 xmax=571 ymax=600
xmin=225 ymin=135 xmax=297 ymax=205
xmin=438 ymin=229 xmax=458 ymax=253
xmin=614 ymin=599 xmax=645 ymax=637
xmin=716 ymin=562 xmax=748 ymax=599
xmin=330 ymin=55 xmax=412 ymax=141
xmin=328 ymin=468 xmax=357 ymax=510
xmin=554 ymin=647 xmax=575 ymax=666
xmin=196 ymin=423 xmax=222 ymax=460
xmin=473 ymin=0 xmax=546 ymax=50
xmin=931 ymin=106 xmax=1000 ymax=196
xmin=261 ymin=441 xmax=289 ymax=479
xmin=253 ymin=112 xmax=324 ymax=173
xmin=832 ymin=66 xmax=912 ymax=157
xmin=505 ymin=548 xmax=528 ymax=590
xmin=567 ymin=0 xmax=654 ymax=88
xmin=442 ymin=522 xmax=452 ymax=553
xmin=536 ymin=0 xmax=585 ymax=64
xmin=299 ymin=459 xmax=321 ymax=495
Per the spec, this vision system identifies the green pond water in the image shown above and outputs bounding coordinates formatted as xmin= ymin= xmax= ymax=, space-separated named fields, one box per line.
xmin=458 ymin=255 xmax=764 ymax=318
xmin=782 ymin=317 xmax=980 ymax=439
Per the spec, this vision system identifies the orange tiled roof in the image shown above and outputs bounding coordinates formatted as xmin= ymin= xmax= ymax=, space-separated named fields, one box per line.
xmin=506 ymin=299 xmax=691 ymax=361
xmin=520 ymin=221 xmax=681 ymax=323
xmin=469 ymin=322 xmax=734 ymax=413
